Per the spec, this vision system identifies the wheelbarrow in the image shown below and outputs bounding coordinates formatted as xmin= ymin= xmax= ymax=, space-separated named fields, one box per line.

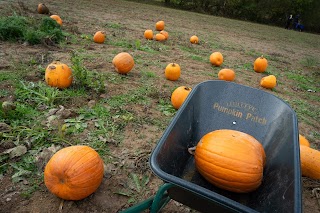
xmin=121 ymin=80 xmax=302 ymax=213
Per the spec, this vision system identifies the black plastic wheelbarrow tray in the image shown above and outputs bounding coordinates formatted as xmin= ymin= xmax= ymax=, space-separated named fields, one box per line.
xmin=121 ymin=80 xmax=302 ymax=213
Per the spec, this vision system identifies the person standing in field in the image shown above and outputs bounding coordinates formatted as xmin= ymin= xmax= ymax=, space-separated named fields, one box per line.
xmin=285 ymin=14 xmax=293 ymax=29
xmin=293 ymin=14 xmax=300 ymax=30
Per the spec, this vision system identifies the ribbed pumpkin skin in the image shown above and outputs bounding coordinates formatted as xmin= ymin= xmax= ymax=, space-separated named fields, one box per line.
xmin=194 ymin=129 xmax=265 ymax=193
xmin=44 ymin=145 xmax=104 ymax=200
xmin=45 ymin=61 xmax=73 ymax=89
xmin=254 ymin=56 xmax=268 ymax=73
xmin=300 ymin=145 xmax=320 ymax=180
xmin=112 ymin=52 xmax=134 ymax=74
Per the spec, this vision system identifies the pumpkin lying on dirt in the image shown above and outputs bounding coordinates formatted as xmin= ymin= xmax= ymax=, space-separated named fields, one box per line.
xmin=160 ymin=30 xmax=169 ymax=40
xmin=112 ymin=52 xmax=135 ymax=74
xmin=209 ymin=52 xmax=224 ymax=66
xmin=171 ymin=86 xmax=192 ymax=110
xmin=218 ymin=68 xmax=235 ymax=81
xmin=260 ymin=75 xmax=277 ymax=89
xmin=155 ymin=20 xmax=165 ymax=31
xmin=93 ymin=31 xmax=106 ymax=44
xmin=190 ymin=35 xmax=199 ymax=44
xmin=144 ymin=29 xmax=153 ymax=40
xmin=45 ymin=61 xmax=73 ymax=89
xmin=165 ymin=63 xmax=181 ymax=81
xmin=190 ymin=129 xmax=266 ymax=193
xmin=37 ymin=3 xmax=49 ymax=14
xmin=300 ymin=145 xmax=320 ymax=180
xmin=254 ymin=56 xmax=268 ymax=73
xmin=44 ymin=145 xmax=104 ymax=200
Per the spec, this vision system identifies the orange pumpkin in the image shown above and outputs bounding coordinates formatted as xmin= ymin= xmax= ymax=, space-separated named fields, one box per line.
xmin=45 ymin=61 xmax=73 ymax=89
xmin=254 ymin=56 xmax=268 ymax=73
xmin=155 ymin=20 xmax=165 ymax=31
xmin=144 ymin=29 xmax=153 ymax=40
xmin=171 ymin=86 xmax=192 ymax=109
xmin=218 ymin=69 xmax=235 ymax=81
xmin=160 ymin=30 xmax=169 ymax=40
xmin=50 ymin=15 xmax=62 ymax=26
xmin=194 ymin=129 xmax=265 ymax=193
xmin=300 ymin=145 xmax=320 ymax=180
xmin=44 ymin=145 xmax=104 ymax=200
xmin=112 ymin=52 xmax=135 ymax=74
xmin=37 ymin=3 xmax=49 ymax=14
xmin=209 ymin=52 xmax=223 ymax=66
xmin=190 ymin=35 xmax=199 ymax=44
xmin=299 ymin=134 xmax=310 ymax=147
xmin=155 ymin=33 xmax=166 ymax=41
xmin=260 ymin=75 xmax=276 ymax=89
xmin=93 ymin=31 xmax=106 ymax=44
xmin=165 ymin=63 xmax=181 ymax=81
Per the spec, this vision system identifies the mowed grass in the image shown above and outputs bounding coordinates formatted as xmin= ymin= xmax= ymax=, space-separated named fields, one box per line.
xmin=0 ymin=0 xmax=319 ymax=207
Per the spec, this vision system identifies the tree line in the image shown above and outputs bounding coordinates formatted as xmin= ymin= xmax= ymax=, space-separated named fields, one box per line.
xmin=160 ymin=0 xmax=320 ymax=33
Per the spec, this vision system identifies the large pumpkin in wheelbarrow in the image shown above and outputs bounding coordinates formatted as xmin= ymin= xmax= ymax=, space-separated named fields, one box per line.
xmin=150 ymin=80 xmax=301 ymax=213
xmin=193 ymin=129 xmax=266 ymax=193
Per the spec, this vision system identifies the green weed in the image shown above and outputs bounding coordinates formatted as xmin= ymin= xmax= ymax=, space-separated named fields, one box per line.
xmin=300 ymin=56 xmax=319 ymax=68
xmin=15 ymin=81 xmax=62 ymax=107
xmin=0 ymin=15 xmax=65 ymax=45
xmin=71 ymin=52 xmax=106 ymax=93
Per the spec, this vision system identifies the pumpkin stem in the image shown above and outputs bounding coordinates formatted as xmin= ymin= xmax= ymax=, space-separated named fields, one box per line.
xmin=260 ymin=55 xmax=264 ymax=59
xmin=184 ymin=87 xmax=191 ymax=91
xmin=188 ymin=146 xmax=196 ymax=155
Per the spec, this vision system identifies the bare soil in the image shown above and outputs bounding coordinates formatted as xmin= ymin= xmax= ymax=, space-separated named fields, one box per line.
xmin=0 ymin=0 xmax=319 ymax=212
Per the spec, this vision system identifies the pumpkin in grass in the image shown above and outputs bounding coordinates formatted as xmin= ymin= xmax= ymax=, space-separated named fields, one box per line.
xmin=300 ymin=145 xmax=320 ymax=180
xmin=155 ymin=20 xmax=165 ymax=31
xmin=190 ymin=35 xmax=199 ymax=44
xmin=44 ymin=145 xmax=104 ymax=200
xmin=144 ymin=29 xmax=153 ymax=40
xmin=37 ymin=3 xmax=49 ymax=14
xmin=93 ymin=31 xmax=106 ymax=43
xmin=112 ymin=52 xmax=135 ymax=74
xmin=45 ymin=61 xmax=73 ymax=89
xmin=171 ymin=86 xmax=192 ymax=109
xmin=260 ymin=75 xmax=276 ymax=89
xmin=254 ymin=56 xmax=268 ymax=73
xmin=218 ymin=69 xmax=235 ymax=81
xmin=193 ymin=129 xmax=265 ymax=193
xmin=50 ymin=15 xmax=62 ymax=26
xmin=160 ymin=30 xmax=169 ymax=40
xmin=155 ymin=33 xmax=166 ymax=41
xmin=299 ymin=134 xmax=310 ymax=147
xmin=209 ymin=52 xmax=223 ymax=66
xmin=165 ymin=63 xmax=181 ymax=81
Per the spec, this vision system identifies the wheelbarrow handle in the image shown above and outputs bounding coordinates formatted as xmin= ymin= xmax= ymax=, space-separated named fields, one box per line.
xmin=120 ymin=183 xmax=173 ymax=213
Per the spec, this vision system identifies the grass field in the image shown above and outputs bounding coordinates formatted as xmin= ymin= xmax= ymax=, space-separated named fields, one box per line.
xmin=0 ymin=0 xmax=319 ymax=212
